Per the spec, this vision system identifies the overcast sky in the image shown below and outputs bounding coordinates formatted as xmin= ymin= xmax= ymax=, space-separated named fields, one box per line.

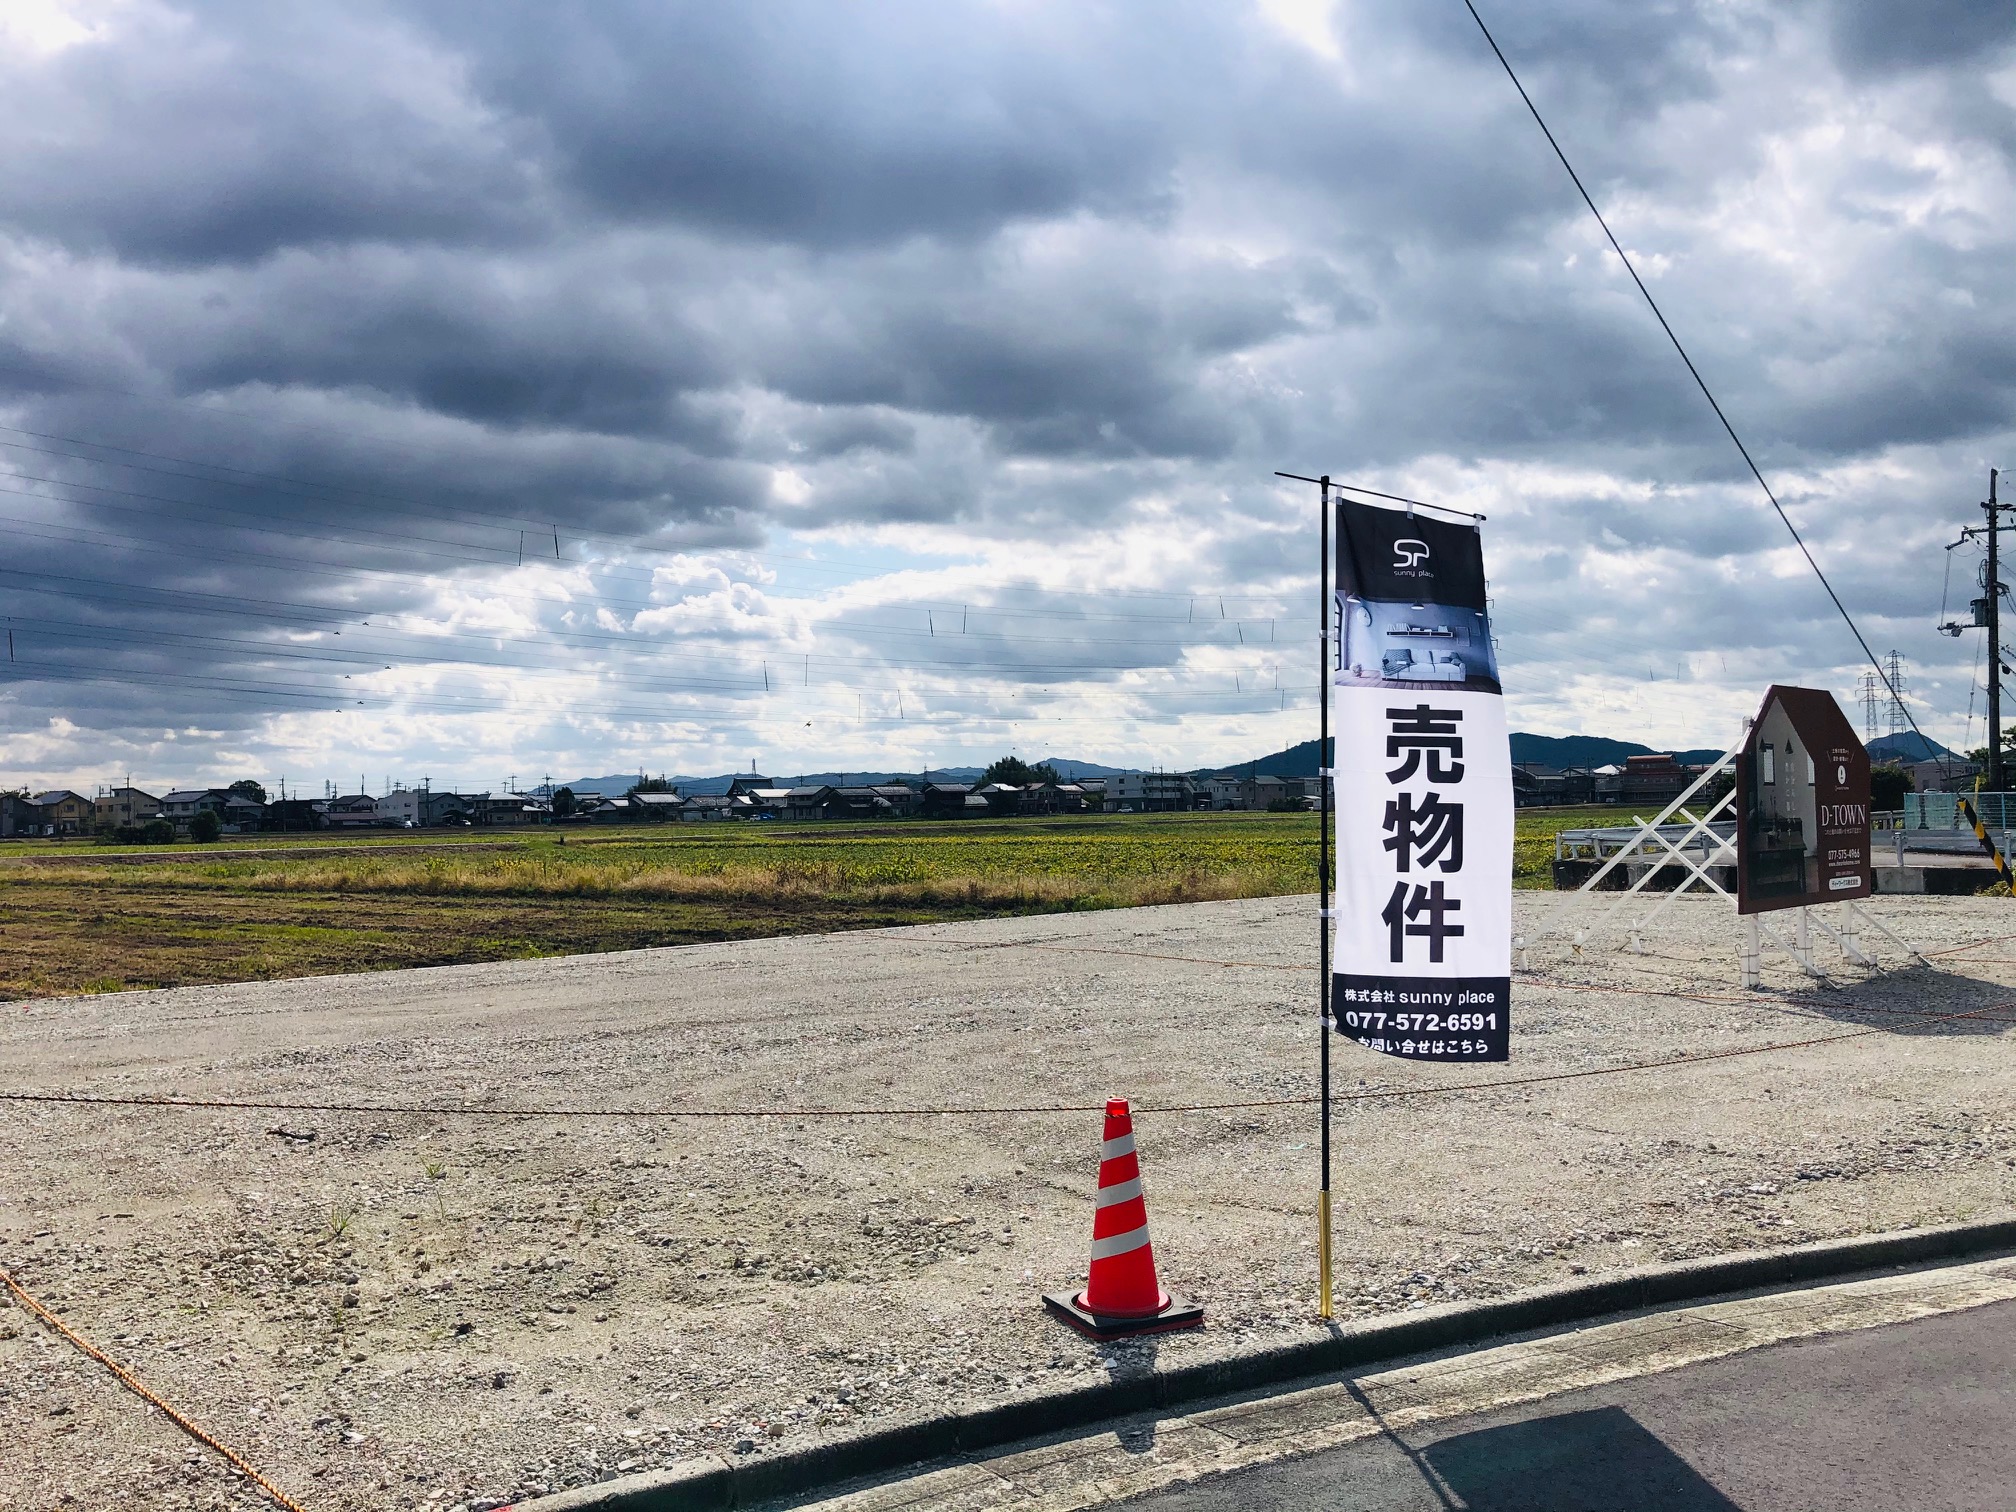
xmin=2 ymin=0 xmax=2013 ymax=794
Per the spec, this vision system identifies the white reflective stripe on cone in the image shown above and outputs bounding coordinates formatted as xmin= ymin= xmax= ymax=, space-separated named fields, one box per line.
xmin=1100 ymin=1134 xmax=1136 ymax=1161
xmin=1094 ymin=1176 xmax=1143 ymax=1207
xmin=1089 ymin=1224 xmax=1151 ymax=1260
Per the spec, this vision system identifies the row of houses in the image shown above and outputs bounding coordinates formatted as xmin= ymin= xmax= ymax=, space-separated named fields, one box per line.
xmin=4 ymin=768 xmax=1327 ymax=837
xmin=1513 ymin=748 xmax=1964 ymax=809
xmin=0 ymin=784 xmax=533 ymax=838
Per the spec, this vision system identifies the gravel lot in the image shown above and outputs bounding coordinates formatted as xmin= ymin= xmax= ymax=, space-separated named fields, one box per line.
xmin=5 ymin=892 xmax=2016 ymax=1511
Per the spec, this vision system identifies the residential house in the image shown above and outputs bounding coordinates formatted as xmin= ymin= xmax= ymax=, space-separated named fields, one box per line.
xmin=1206 ymin=776 xmax=1248 ymax=810
xmin=263 ymin=798 xmax=329 ymax=831
xmin=726 ymin=775 xmax=778 ymax=798
xmin=827 ymin=786 xmax=910 ymax=820
xmin=972 ymin=782 xmax=1026 ymax=818
xmin=921 ymin=782 xmax=976 ymax=818
xmin=1593 ymin=754 xmax=1698 ymax=808
xmin=628 ymin=792 xmax=684 ymax=822
xmin=93 ymin=786 xmax=163 ymax=831
xmin=464 ymin=793 xmax=537 ymax=826
xmin=1046 ymin=782 xmax=1092 ymax=813
xmin=1910 ymin=756 xmax=1982 ymax=794
xmin=587 ymin=797 xmax=632 ymax=823
xmin=221 ymin=795 xmax=266 ymax=833
xmin=160 ymin=789 xmax=228 ymax=830
xmin=1105 ymin=772 xmax=1202 ymax=813
xmin=1 ymin=792 xmax=41 ymax=838
xmin=869 ymin=784 xmax=919 ymax=817
xmin=680 ymin=795 xmax=737 ymax=822
xmin=323 ymin=793 xmax=383 ymax=827
xmin=784 ymin=785 xmax=837 ymax=821
xmin=30 ymin=790 xmax=94 ymax=835
xmin=372 ymin=788 xmax=470 ymax=826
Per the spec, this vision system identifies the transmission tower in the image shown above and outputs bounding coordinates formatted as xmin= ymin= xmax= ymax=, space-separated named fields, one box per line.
xmin=1857 ymin=668 xmax=1885 ymax=741
xmin=1883 ymin=650 xmax=1909 ymax=743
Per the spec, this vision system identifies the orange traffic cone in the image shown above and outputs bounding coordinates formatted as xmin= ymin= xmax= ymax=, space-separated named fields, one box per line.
xmin=1043 ymin=1098 xmax=1203 ymax=1338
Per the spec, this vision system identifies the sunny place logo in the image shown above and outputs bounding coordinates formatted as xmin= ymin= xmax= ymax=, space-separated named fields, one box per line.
xmin=1393 ymin=539 xmax=1429 ymax=567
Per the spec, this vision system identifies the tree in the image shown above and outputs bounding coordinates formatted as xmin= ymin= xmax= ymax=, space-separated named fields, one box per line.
xmin=551 ymin=786 xmax=577 ymax=818
xmin=981 ymin=756 xmax=1061 ymax=787
xmin=188 ymin=809 xmax=222 ymax=843
xmin=227 ymin=779 xmax=267 ymax=804
xmin=1871 ymin=764 xmax=1914 ymax=812
xmin=626 ymin=777 xmax=674 ymax=795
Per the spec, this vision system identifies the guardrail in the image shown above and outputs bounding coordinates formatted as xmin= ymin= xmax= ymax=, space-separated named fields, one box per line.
xmin=1554 ymin=822 xmax=1736 ymax=863
xmin=1905 ymin=793 xmax=2016 ymax=829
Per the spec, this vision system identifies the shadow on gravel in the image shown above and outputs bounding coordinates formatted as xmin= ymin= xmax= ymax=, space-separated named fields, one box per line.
xmin=1775 ymin=962 xmax=2016 ymax=1037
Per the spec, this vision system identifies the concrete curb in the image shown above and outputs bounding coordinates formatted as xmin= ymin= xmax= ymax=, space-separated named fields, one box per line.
xmin=510 ymin=1216 xmax=2016 ymax=1511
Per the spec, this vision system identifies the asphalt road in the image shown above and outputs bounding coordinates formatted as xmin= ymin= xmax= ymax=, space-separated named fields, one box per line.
xmin=1125 ymin=1296 xmax=2016 ymax=1512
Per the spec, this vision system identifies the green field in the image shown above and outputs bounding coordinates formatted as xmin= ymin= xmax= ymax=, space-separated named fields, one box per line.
xmin=0 ymin=805 xmax=1621 ymax=999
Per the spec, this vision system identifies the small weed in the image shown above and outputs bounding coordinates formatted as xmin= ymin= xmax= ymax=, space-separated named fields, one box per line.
xmin=326 ymin=1207 xmax=354 ymax=1240
xmin=424 ymin=1159 xmax=447 ymax=1180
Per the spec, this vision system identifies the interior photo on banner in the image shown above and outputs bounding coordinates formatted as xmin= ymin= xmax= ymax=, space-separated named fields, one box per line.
xmin=1332 ymin=499 xmax=1512 ymax=1062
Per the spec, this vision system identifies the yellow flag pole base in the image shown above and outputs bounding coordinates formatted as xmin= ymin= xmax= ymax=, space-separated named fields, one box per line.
xmin=1317 ymin=1189 xmax=1334 ymax=1320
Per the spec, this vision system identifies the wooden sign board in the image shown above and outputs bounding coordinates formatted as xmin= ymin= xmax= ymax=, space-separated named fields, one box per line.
xmin=1736 ymin=686 xmax=1871 ymax=914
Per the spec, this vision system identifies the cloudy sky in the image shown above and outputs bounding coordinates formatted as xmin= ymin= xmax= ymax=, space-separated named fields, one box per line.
xmin=2 ymin=0 xmax=2013 ymax=794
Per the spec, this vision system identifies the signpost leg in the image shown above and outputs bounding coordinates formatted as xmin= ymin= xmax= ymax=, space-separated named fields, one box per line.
xmin=1317 ymin=476 xmax=1334 ymax=1323
xmin=1743 ymin=915 xmax=1760 ymax=989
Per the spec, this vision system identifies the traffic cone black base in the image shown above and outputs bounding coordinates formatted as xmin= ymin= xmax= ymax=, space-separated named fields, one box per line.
xmin=1042 ymin=1289 xmax=1203 ymax=1340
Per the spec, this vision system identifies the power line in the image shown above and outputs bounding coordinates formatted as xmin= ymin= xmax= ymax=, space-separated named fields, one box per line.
xmin=1461 ymin=0 xmax=1946 ymax=772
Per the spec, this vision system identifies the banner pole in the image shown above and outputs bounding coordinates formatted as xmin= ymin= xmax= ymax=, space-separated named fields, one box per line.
xmin=1318 ymin=475 xmax=1334 ymax=1321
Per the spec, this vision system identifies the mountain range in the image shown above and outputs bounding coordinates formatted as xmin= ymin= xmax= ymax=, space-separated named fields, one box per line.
xmin=549 ymin=726 xmax=1955 ymax=797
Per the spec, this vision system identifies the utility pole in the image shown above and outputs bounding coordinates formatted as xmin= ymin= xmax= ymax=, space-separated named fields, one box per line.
xmin=1992 ymin=470 xmax=2006 ymax=792
xmin=1940 ymin=469 xmax=2011 ymax=790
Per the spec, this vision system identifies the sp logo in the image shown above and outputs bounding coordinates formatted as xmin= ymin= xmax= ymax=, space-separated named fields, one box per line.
xmin=1393 ymin=538 xmax=1430 ymax=568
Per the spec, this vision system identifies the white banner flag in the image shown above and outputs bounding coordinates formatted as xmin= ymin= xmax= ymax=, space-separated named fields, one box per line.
xmin=1331 ymin=501 xmax=1512 ymax=1062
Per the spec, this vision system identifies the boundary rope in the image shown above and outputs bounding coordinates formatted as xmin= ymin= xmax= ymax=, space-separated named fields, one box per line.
xmin=2 ymin=1000 xmax=2005 ymax=1121
xmin=0 ymin=1265 xmax=307 ymax=1512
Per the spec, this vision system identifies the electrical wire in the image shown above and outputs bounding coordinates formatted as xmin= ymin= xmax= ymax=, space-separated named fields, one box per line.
xmin=1462 ymin=0 xmax=1950 ymax=776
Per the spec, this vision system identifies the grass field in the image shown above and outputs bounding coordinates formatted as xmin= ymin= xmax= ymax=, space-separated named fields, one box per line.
xmin=0 ymin=805 xmax=1617 ymax=1000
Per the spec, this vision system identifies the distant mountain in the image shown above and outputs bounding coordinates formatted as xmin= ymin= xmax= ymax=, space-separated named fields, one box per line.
xmin=1867 ymin=731 xmax=1957 ymax=763
xmin=544 ymin=774 xmax=665 ymax=798
xmin=1198 ymin=738 xmax=1332 ymax=778
xmin=1507 ymin=734 xmax=1722 ymax=769
xmin=546 ymin=756 xmax=1130 ymax=797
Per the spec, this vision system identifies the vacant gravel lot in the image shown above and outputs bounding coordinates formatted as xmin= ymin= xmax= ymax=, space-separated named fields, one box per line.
xmin=5 ymin=892 xmax=2016 ymax=1511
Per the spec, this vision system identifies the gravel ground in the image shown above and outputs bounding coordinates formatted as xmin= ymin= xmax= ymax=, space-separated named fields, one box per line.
xmin=5 ymin=892 xmax=2016 ymax=1511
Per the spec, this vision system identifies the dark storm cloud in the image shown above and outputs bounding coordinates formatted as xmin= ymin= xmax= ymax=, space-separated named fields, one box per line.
xmin=412 ymin=0 xmax=1179 ymax=248
xmin=0 ymin=5 xmax=549 ymax=266
xmin=1822 ymin=0 xmax=2016 ymax=75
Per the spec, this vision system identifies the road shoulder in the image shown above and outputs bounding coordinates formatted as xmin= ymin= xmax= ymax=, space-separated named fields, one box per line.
xmin=759 ymin=1251 xmax=2016 ymax=1512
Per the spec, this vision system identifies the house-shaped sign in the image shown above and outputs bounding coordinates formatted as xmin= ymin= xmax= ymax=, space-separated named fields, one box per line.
xmin=1736 ymin=685 xmax=1872 ymax=914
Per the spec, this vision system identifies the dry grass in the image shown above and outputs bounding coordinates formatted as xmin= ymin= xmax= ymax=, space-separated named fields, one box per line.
xmin=0 ymin=813 xmax=1317 ymax=1000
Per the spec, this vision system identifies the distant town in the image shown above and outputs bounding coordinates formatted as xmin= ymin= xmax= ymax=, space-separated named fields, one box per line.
xmin=0 ymin=767 xmax=1326 ymax=840
xmin=2 ymin=729 xmax=1959 ymax=840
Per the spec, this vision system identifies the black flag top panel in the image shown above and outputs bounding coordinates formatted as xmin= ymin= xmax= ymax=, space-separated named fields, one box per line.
xmin=1332 ymin=501 xmax=1512 ymax=1063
